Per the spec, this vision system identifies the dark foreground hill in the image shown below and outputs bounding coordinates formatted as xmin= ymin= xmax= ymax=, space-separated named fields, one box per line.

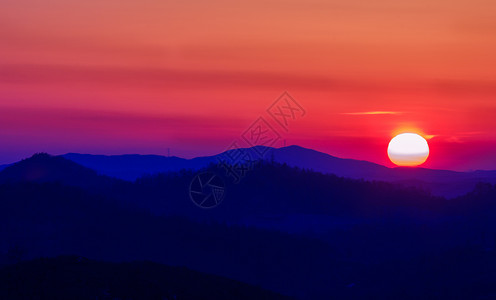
xmin=0 ymin=256 xmax=292 ymax=300
xmin=0 ymin=181 xmax=346 ymax=299
xmin=2 ymin=154 xmax=496 ymax=299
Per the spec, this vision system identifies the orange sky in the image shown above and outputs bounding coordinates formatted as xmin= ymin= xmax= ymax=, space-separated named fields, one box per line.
xmin=1 ymin=0 xmax=496 ymax=170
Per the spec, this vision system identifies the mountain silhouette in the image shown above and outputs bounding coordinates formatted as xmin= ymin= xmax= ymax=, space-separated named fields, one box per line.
xmin=0 ymin=179 xmax=346 ymax=299
xmin=62 ymin=152 xmax=216 ymax=180
xmin=1 ymin=155 xmax=496 ymax=299
xmin=63 ymin=145 xmax=496 ymax=197
xmin=0 ymin=153 xmax=119 ymax=188
xmin=1 ymin=149 xmax=495 ymax=198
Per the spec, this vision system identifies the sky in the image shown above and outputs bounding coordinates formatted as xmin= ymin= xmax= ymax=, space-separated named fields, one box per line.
xmin=1 ymin=0 xmax=496 ymax=170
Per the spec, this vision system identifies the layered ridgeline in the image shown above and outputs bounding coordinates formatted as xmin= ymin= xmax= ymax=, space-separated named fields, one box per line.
xmin=1 ymin=154 xmax=496 ymax=299
xmin=61 ymin=146 xmax=496 ymax=197
xmin=0 ymin=256 xmax=291 ymax=300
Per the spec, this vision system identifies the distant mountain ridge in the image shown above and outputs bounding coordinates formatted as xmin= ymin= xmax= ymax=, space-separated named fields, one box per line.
xmin=61 ymin=146 xmax=496 ymax=197
xmin=0 ymin=147 xmax=494 ymax=197
xmin=0 ymin=153 xmax=119 ymax=188
xmin=61 ymin=145 xmax=404 ymax=181
xmin=63 ymin=152 xmax=216 ymax=180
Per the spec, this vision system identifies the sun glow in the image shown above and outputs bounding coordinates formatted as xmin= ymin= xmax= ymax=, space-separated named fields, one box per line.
xmin=388 ymin=133 xmax=429 ymax=167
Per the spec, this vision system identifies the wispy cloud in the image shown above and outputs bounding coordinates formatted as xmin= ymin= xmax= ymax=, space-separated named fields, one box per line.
xmin=342 ymin=111 xmax=403 ymax=115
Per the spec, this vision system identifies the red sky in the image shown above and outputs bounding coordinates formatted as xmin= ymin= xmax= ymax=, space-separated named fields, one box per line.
xmin=1 ymin=0 xmax=496 ymax=170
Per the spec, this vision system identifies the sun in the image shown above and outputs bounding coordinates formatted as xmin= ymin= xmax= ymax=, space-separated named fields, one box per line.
xmin=387 ymin=133 xmax=429 ymax=167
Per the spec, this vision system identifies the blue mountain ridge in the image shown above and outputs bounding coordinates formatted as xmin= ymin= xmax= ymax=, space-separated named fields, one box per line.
xmin=61 ymin=145 xmax=496 ymax=197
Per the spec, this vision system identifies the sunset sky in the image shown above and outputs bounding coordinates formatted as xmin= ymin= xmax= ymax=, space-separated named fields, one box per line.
xmin=1 ymin=0 xmax=496 ymax=170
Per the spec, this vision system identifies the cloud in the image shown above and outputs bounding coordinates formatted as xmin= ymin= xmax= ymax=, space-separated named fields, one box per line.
xmin=342 ymin=111 xmax=403 ymax=115
xmin=0 ymin=63 xmax=340 ymax=90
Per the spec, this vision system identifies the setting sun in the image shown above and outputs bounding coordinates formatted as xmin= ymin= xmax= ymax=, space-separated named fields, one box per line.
xmin=388 ymin=133 xmax=430 ymax=167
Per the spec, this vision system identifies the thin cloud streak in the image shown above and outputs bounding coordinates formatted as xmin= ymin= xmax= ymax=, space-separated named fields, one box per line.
xmin=342 ymin=111 xmax=404 ymax=115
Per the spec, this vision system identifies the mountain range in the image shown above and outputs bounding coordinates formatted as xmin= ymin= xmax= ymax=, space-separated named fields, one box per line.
xmin=61 ymin=145 xmax=496 ymax=197
xmin=0 ymin=146 xmax=494 ymax=197
xmin=2 ymin=151 xmax=496 ymax=299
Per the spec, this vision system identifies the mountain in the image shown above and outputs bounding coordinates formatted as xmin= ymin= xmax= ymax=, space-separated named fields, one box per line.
xmin=2 ymin=153 xmax=496 ymax=298
xmin=0 ymin=179 xmax=349 ymax=299
xmin=63 ymin=146 xmax=496 ymax=197
xmin=63 ymin=152 xmax=216 ymax=181
xmin=0 ymin=256 xmax=292 ymax=300
xmin=1 ymin=158 xmax=496 ymax=299
xmin=1 ymin=148 xmax=494 ymax=198
xmin=0 ymin=153 xmax=120 ymax=188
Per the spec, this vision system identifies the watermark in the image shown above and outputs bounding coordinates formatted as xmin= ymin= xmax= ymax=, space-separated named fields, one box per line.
xmin=266 ymin=91 xmax=306 ymax=132
xmin=189 ymin=172 xmax=226 ymax=209
xmin=189 ymin=91 xmax=305 ymax=208
xmin=241 ymin=117 xmax=281 ymax=157
xmin=216 ymin=141 xmax=255 ymax=183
